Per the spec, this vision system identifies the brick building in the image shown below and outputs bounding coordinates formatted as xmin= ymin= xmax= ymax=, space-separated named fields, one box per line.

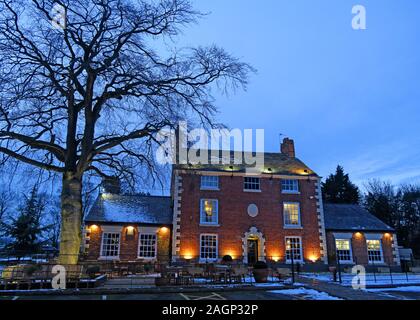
xmin=82 ymin=138 xmax=399 ymax=270
xmin=324 ymin=204 xmax=400 ymax=269
xmin=84 ymin=194 xmax=172 ymax=263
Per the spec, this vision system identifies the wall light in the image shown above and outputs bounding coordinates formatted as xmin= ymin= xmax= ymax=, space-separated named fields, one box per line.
xmin=126 ymin=226 xmax=135 ymax=236
xmin=90 ymin=225 xmax=99 ymax=232
xmin=160 ymin=227 xmax=169 ymax=234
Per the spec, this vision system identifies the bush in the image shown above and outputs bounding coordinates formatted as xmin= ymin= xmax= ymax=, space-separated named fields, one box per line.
xmin=253 ymin=261 xmax=267 ymax=269
xmin=222 ymin=255 xmax=233 ymax=263
xmin=25 ymin=264 xmax=41 ymax=276
xmin=86 ymin=265 xmax=101 ymax=278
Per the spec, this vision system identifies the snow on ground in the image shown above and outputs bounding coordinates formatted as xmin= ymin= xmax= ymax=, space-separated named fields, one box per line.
xmin=301 ymin=272 xmax=420 ymax=287
xmin=270 ymin=288 xmax=342 ymax=300
xmin=367 ymin=286 xmax=420 ymax=293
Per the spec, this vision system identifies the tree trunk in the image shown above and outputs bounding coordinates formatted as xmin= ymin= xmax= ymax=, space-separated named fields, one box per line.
xmin=58 ymin=172 xmax=83 ymax=265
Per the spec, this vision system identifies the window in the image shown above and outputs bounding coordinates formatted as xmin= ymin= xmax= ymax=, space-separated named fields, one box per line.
xmin=138 ymin=234 xmax=157 ymax=259
xmin=336 ymin=239 xmax=352 ymax=262
xmin=201 ymin=176 xmax=219 ymax=190
xmin=244 ymin=177 xmax=260 ymax=191
xmin=281 ymin=179 xmax=299 ymax=193
xmin=367 ymin=240 xmax=383 ymax=263
xmin=100 ymin=233 xmax=120 ymax=258
xmin=200 ymin=234 xmax=218 ymax=260
xmin=200 ymin=199 xmax=219 ymax=225
xmin=283 ymin=202 xmax=301 ymax=227
xmin=285 ymin=237 xmax=303 ymax=262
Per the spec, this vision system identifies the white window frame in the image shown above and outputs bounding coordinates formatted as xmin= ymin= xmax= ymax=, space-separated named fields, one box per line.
xmin=200 ymin=234 xmax=218 ymax=262
xmin=366 ymin=239 xmax=384 ymax=264
xmin=281 ymin=179 xmax=299 ymax=194
xmin=243 ymin=177 xmax=261 ymax=192
xmin=100 ymin=232 xmax=121 ymax=260
xmin=138 ymin=233 xmax=157 ymax=260
xmin=285 ymin=236 xmax=303 ymax=263
xmin=200 ymin=199 xmax=219 ymax=225
xmin=283 ymin=202 xmax=302 ymax=228
xmin=200 ymin=176 xmax=219 ymax=190
xmin=335 ymin=239 xmax=353 ymax=263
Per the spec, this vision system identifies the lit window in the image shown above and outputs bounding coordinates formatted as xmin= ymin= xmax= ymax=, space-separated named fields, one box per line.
xmin=336 ymin=239 xmax=352 ymax=262
xmin=138 ymin=234 xmax=157 ymax=259
xmin=200 ymin=199 xmax=218 ymax=225
xmin=200 ymin=234 xmax=218 ymax=260
xmin=281 ymin=179 xmax=299 ymax=193
xmin=100 ymin=233 xmax=120 ymax=258
xmin=201 ymin=176 xmax=219 ymax=190
xmin=285 ymin=237 xmax=303 ymax=262
xmin=367 ymin=240 xmax=383 ymax=263
xmin=283 ymin=202 xmax=301 ymax=227
xmin=244 ymin=177 xmax=260 ymax=191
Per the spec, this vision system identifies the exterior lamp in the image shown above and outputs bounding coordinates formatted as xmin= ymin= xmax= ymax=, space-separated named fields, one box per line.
xmin=160 ymin=227 xmax=169 ymax=234
xmin=126 ymin=226 xmax=135 ymax=236
xmin=90 ymin=225 xmax=99 ymax=232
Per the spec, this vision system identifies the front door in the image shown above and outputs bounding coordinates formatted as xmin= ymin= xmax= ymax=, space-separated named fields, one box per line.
xmin=247 ymin=239 xmax=259 ymax=264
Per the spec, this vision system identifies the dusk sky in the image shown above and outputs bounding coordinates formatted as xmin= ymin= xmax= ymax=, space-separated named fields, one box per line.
xmin=176 ymin=0 xmax=420 ymax=188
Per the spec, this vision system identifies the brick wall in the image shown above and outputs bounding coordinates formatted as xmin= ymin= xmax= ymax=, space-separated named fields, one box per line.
xmin=176 ymin=172 xmax=324 ymax=263
xmin=326 ymin=231 xmax=397 ymax=266
xmin=85 ymin=224 xmax=171 ymax=262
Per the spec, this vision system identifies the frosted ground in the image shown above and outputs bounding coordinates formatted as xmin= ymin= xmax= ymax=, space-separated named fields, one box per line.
xmin=301 ymin=272 xmax=420 ymax=286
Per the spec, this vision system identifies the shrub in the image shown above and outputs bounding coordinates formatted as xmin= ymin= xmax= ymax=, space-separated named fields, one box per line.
xmin=222 ymin=255 xmax=233 ymax=263
xmin=86 ymin=265 xmax=101 ymax=278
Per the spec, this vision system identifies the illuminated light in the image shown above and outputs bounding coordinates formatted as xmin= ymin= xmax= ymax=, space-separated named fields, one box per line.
xmin=309 ymin=255 xmax=318 ymax=263
xmin=126 ymin=226 xmax=135 ymax=236
xmin=224 ymin=251 xmax=237 ymax=259
xmin=184 ymin=254 xmax=193 ymax=260
xmin=384 ymin=233 xmax=393 ymax=240
xmin=354 ymin=232 xmax=363 ymax=238
xmin=272 ymin=256 xmax=280 ymax=262
xmin=160 ymin=227 xmax=169 ymax=234
xmin=90 ymin=225 xmax=99 ymax=232
xmin=204 ymin=200 xmax=213 ymax=216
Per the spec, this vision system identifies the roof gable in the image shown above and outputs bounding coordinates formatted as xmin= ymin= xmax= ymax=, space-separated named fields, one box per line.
xmin=84 ymin=194 xmax=172 ymax=225
xmin=323 ymin=204 xmax=394 ymax=232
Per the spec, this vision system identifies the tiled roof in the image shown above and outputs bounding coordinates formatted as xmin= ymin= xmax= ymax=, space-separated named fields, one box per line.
xmin=84 ymin=194 xmax=172 ymax=225
xmin=174 ymin=150 xmax=317 ymax=176
xmin=324 ymin=204 xmax=394 ymax=232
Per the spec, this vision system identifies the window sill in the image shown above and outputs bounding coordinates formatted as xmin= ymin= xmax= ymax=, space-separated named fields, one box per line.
xmin=281 ymin=191 xmax=300 ymax=195
xmin=199 ymin=258 xmax=218 ymax=263
xmin=200 ymin=224 xmax=221 ymax=227
xmin=200 ymin=187 xmax=220 ymax=191
xmin=243 ymin=189 xmax=261 ymax=193
xmin=283 ymin=225 xmax=303 ymax=229
xmin=98 ymin=257 xmax=120 ymax=261
xmin=137 ymin=257 xmax=157 ymax=260
xmin=285 ymin=260 xmax=304 ymax=264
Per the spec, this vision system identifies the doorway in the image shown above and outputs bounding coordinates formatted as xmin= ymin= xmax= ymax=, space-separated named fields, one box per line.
xmin=247 ymin=237 xmax=259 ymax=264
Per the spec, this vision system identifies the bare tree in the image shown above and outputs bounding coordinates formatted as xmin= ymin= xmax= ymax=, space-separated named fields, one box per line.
xmin=0 ymin=0 xmax=253 ymax=263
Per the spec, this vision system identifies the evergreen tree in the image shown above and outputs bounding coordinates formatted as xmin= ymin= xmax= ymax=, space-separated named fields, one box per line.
xmin=322 ymin=165 xmax=360 ymax=204
xmin=1 ymin=186 xmax=48 ymax=257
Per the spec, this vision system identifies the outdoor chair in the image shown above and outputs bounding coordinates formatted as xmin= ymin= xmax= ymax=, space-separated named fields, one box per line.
xmin=231 ymin=266 xmax=248 ymax=283
xmin=274 ymin=267 xmax=292 ymax=282
xmin=186 ymin=267 xmax=204 ymax=284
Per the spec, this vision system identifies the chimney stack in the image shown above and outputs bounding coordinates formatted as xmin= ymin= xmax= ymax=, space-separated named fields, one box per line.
xmin=281 ymin=138 xmax=295 ymax=158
